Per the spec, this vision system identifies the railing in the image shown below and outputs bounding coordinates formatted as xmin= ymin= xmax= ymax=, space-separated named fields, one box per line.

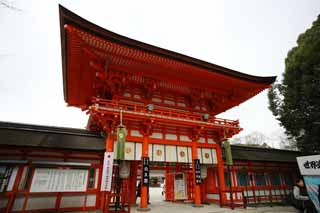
xmin=220 ymin=188 xmax=247 ymax=209
xmin=90 ymin=97 xmax=241 ymax=130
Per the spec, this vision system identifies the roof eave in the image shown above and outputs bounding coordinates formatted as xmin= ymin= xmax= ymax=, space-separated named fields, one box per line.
xmin=59 ymin=5 xmax=276 ymax=104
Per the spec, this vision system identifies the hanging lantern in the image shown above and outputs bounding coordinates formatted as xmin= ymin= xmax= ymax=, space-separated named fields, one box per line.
xmin=116 ymin=126 xmax=126 ymax=160
xmin=119 ymin=161 xmax=130 ymax=178
xmin=224 ymin=140 xmax=233 ymax=166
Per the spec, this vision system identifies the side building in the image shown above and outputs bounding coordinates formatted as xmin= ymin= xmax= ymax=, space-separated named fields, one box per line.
xmin=0 ymin=121 xmax=300 ymax=212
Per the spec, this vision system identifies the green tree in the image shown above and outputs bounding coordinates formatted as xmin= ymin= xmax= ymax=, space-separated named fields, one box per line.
xmin=268 ymin=15 xmax=320 ymax=153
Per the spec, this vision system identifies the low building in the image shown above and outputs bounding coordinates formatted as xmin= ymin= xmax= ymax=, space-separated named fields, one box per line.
xmin=0 ymin=121 xmax=300 ymax=212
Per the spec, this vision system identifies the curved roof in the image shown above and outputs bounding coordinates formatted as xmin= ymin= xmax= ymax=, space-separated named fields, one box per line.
xmin=59 ymin=5 xmax=276 ymax=109
xmin=0 ymin=122 xmax=301 ymax=163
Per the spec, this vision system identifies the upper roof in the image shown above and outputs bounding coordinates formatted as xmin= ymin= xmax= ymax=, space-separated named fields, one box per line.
xmin=59 ymin=5 xmax=276 ymax=110
xmin=0 ymin=121 xmax=301 ymax=163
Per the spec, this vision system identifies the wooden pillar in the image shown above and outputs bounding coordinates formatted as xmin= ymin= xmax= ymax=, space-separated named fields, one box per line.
xmin=139 ymin=135 xmax=150 ymax=211
xmin=106 ymin=132 xmax=114 ymax=152
xmin=216 ymin=145 xmax=227 ymax=204
xmin=191 ymin=138 xmax=202 ymax=207
xmin=129 ymin=161 xmax=138 ymax=205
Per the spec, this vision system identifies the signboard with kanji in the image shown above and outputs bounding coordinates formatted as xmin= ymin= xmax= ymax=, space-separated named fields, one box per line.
xmin=101 ymin=152 xmax=114 ymax=191
xmin=194 ymin=159 xmax=201 ymax=184
xmin=297 ymin=155 xmax=320 ymax=176
xmin=142 ymin=157 xmax=150 ymax=186
xmin=297 ymin=155 xmax=320 ymax=211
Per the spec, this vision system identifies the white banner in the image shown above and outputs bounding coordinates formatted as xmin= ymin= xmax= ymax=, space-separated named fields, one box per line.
xmin=30 ymin=168 xmax=88 ymax=192
xmin=297 ymin=155 xmax=320 ymax=175
xmin=101 ymin=152 xmax=114 ymax=191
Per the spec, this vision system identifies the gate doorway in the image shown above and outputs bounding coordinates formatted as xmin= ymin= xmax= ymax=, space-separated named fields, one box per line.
xmin=135 ymin=162 xmax=194 ymax=207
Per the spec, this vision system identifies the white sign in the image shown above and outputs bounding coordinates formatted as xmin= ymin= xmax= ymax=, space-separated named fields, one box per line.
xmin=101 ymin=152 xmax=114 ymax=191
xmin=30 ymin=168 xmax=88 ymax=192
xmin=174 ymin=173 xmax=187 ymax=200
xmin=297 ymin=155 xmax=320 ymax=175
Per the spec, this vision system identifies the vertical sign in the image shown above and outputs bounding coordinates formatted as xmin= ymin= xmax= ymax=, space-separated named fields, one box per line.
xmin=142 ymin=157 xmax=150 ymax=186
xmin=174 ymin=173 xmax=187 ymax=200
xmin=101 ymin=152 xmax=114 ymax=191
xmin=297 ymin=155 xmax=320 ymax=211
xmin=194 ymin=159 xmax=201 ymax=184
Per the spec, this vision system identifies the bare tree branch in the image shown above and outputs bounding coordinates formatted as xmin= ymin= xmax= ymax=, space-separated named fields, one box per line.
xmin=0 ymin=0 xmax=22 ymax=11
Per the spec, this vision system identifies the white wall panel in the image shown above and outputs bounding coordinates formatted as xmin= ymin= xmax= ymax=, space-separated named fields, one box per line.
xmin=12 ymin=196 xmax=25 ymax=211
xmin=86 ymin=194 xmax=96 ymax=206
xmin=187 ymin=147 xmax=192 ymax=163
xmin=198 ymin=137 xmax=205 ymax=143
xmin=211 ymin=149 xmax=218 ymax=164
xmin=60 ymin=195 xmax=85 ymax=208
xmin=124 ymin=142 xmax=135 ymax=160
xmin=180 ymin=135 xmax=191 ymax=142
xmin=165 ymin=145 xmax=177 ymax=162
xmin=150 ymin=132 xmax=163 ymax=139
xmin=131 ymin=130 xmax=142 ymax=137
xmin=208 ymin=138 xmax=216 ymax=144
xmin=153 ymin=144 xmax=165 ymax=162
xmin=177 ymin=146 xmax=188 ymax=163
xmin=165 ymin=134 xmax=177 ymax=140
xmin=246 ymin=190 xmax=254 ymax=196
xmin=148 ymin=144 xmax=153 ymax=160
xmin=202 ymin=148 xmax=212 ymax=164
xmin=26 ymin=195 xmax=56 ymax=210
xmin=207 ymin=193 xmax=220 ymax=199
xmin=135 ymin=143 xmax=142 ymax=160
xmin=197 ymin=148 xmax=203 ymax=163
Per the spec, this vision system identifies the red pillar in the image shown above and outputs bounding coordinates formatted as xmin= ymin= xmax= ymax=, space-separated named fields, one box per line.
xmin=216 ymin=145 xmax=227 ymax=204
xmin=191 ymin=139 xmax=202 ymax=207
xmin=139 ymin=135 xmax=150 ymax=211
xmin=129 ymin=161 xmax=138 ymax=205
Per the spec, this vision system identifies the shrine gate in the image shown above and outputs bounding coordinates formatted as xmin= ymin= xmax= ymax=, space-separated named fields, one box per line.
xmin=59 ymin=5 xmax=276 ymax=212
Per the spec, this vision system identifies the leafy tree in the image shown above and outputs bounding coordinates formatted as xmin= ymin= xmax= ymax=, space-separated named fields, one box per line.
xmin=268 ymin=15 xmax=320 ymax=153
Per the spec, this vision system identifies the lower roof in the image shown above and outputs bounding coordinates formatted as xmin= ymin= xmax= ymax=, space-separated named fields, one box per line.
xmin=0 ymin=121 xmax=301 ymax=163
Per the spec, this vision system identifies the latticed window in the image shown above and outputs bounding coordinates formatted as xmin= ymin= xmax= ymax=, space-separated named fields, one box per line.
xmin=255 ymin=173 xmax=266 ymax=186
xmin=0 ymin=166 xmax=12 ymax=192
xmin=237 ymin=172 xmax=249 ymax=186
xmin=224 ymin=171 xmax=231 ymax=186
xmin=283 ymin=174 xmax=293 ymax=186
xmin=270 ymin=173 xmax=281 ymax=186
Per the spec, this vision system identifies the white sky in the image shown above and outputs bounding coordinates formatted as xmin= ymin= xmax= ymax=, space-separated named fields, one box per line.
xmin=0 ymin=0 xmax=319 ymax=139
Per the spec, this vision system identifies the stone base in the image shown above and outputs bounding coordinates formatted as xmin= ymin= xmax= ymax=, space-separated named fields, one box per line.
xmin=192 ymin=204 xmax=204 ymax=208
xmin=137 ymin=207 xmax=151 ymax=211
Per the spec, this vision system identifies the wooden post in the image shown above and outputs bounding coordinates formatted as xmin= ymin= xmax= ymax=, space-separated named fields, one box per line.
xmin=138 ymin=135 xmax=150 ymax=211
xmin=216 ymin=145 xmax=227 ymax=205
xmin=129 ymin=161 xmax=138 ymax=205
xmin=191 ymin=138 xmax=202 ymax=207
